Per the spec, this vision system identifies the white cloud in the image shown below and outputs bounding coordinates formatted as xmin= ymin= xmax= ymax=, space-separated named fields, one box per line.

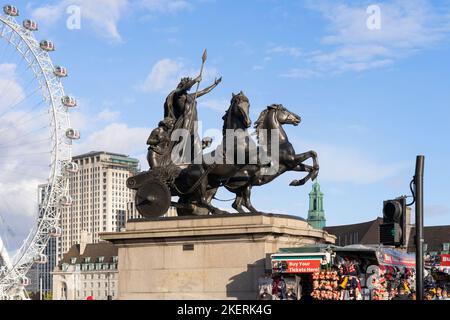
xmin=198 ymin=98 xmax=229 ymax=112
xmin=140 ymin=0 xmax=192 ymax=13
xmin=280 ymin=0 xmax=450 ymax=75
xmin=139 ymin=58 xmax=184 ymax=93
xmin=268 ymin=45 xmax=302 ymax=58
xmin=30 ymin=0 xmax=194 ymax=41
xmin=0 ymin=65 xmax=49 ymax=252
xmin=281 ymin=68 xmax=321 ymax=79
xmin=0 ymin=64 xmax=25 ymax=113
xmin=31 ymin=0 xmax=129 ymax=42
xmin=139 ymin=58 xmax=219 ymax=94
xmin=97 ymin=109 xmax=121 ymax=122
xmin=73 ymin=123 xmax=149 ymax=157
xmin=298 ymin=140 xmax=406 ymax=185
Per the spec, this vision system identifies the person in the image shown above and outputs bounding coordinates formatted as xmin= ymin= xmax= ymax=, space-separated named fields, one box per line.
xmin=435 ymin=287 xmax=442 ymax=300
xmin=441 ymin=289 xmax=449 ymax=300
xmin=163 ymin=75 xmax=222 ymax=164
xmin=147 ymin=117 xmax=175 ymax=169
xmin=392 ymin=287 xmax=409 ymax=300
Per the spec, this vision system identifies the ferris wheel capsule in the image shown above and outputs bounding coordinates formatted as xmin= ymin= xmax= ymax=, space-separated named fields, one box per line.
xmin=19 ymin=276 xmax=30 ymax=287
xmin=33 ymin=254 xmax=47 ymax=264
xmin=63 ymin=161 xmax=79 ymax=174
xmin=0 ymin=266 xmax=6 ymax=275
xmin=65 ymin=128 xmax=80 ymax=140
xmin=62 ymin=96 xmax=77 ymax=108
xmin=23 ymin=19 xmax=38 ymax=31
xmin=39 ymin=40 xmax=55 ymax=52
xmin=48 ymin=227 xmax=62 ymax=238
xmin=54 ymin=66 xmax=68 ymax=78
xmin=59 ymin=195 xmax=73 ymax=206
xmin=3 ymin=5 xmax=19 ymax=16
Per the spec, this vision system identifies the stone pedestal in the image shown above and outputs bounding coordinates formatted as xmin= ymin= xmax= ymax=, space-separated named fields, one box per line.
xmin=101 ymin=213 xmax=335 ymax=300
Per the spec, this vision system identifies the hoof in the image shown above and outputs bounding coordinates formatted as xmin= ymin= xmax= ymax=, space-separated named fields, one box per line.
xmin=290 ymin=180 xmax=300 ymax=186
xmin=290 ymin=179 xmax=307 ymax=186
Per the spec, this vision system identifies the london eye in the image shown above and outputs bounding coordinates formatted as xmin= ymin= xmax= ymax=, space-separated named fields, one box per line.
xmin=0 ymin=4 xmax=78 ymax=299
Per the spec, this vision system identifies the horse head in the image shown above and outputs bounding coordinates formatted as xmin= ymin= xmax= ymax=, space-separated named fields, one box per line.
xmin=223 ymin=91 xmax=251 ymax=129
xmin=268 ymin=104 xmax=301 ymax=126
xmin=255 ymin=104 xmax=301 ymax=130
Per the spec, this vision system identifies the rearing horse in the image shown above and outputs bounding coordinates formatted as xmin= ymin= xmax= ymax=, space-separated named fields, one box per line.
xmin=222 ymin=104 xmax=319 ymax=213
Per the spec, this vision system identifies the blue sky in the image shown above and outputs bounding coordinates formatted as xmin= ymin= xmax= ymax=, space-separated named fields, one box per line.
xmin=11 ymin=0 xmax=450 ymax=226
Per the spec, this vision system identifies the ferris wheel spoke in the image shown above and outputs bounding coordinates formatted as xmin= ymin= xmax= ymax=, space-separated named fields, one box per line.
xmin=0 ymin=84 xmax=41 ymax=119
xmin=0 ymin=150 xmax=50 ymax=159
xmin=0 ymin=137 xmax=50 ymax=149
xmin=0 ymin=110 xmax=47 ymax=135
xmin=0 ymin=169 xmax=48 ymax=181
xmin=0 ymin=61 xmax=32 ymax=101
xmin=0 ymin=162 xmax=50 ymax=168
xmin=0 ymin=123 xmax=48 ymax=143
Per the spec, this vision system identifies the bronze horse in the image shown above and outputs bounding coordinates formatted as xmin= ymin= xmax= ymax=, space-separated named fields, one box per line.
xmin=217 ymin=104 xmax=319 ymax=213
xmin=175 ymin=91 xmax=254 ymax=216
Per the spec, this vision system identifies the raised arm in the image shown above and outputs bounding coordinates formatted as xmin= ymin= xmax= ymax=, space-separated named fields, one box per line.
xmin=194 ymin=77 xmax=222 ymax=98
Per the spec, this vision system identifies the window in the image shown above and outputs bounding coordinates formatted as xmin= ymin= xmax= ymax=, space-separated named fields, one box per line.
xmin=443 ymin=243 xmax=450 ymax=251
xmin=98 ymin=256 xmax=105 ymax=263
xmin=70 ymin=257 xmax=77 ymax=264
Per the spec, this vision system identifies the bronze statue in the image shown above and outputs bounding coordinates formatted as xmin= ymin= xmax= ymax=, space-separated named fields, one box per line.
xmin=147 ymin=117 xmax=175 ymax=169
xmin=162 ymin=50 xmax=221 ymax=165
xmin=127 ymin=51 xmax=319 ymax=218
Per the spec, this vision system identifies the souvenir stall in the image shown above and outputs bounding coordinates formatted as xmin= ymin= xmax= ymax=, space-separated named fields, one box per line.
xmin=426 ymin=254 xmax=450 ymax=291
xmin=333 ymin=246 xmax=415 ymax=300
xmin=260 ymin=246 xmax=332 ymax=300
xmin=265 ymin=245 xmax=416 ymax=300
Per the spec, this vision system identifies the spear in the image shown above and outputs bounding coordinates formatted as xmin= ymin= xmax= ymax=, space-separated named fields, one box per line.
xmin=193 ymin=49 xmax=207 ymax=103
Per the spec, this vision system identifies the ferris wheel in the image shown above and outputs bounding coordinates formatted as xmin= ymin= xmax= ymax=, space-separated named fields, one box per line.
xmin=0 ymin=4 xmax=79 ymax=299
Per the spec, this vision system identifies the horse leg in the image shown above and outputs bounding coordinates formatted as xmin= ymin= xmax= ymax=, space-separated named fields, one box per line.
xmin=289 ymin=151 xmax=320 ymax=186
xmin=242 ymin=185 xmax=259 ymax=213
xmin=195 ymin=178 xmax=229 ymax=215
xmin=231 ymin=191 xmax=246 ymax=214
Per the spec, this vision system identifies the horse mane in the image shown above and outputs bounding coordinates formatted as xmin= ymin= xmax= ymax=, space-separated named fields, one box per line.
xmin=254 ymin=108 xmax=271 ymax=145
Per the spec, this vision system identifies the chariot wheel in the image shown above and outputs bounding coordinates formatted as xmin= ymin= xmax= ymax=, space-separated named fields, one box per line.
xmin=135 ymin=180 xmax=171 ymax=219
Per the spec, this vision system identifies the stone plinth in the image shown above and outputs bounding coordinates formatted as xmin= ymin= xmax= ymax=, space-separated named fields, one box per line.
xmin=101 ymin=213 xmax=336 ymax=300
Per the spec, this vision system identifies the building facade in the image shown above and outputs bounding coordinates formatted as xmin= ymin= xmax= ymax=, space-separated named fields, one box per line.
xmin=52 ymin=242 xmax=118 ymax=300
xmin=59 ymin=151 xmax=139 ymax=261
xmin=26 ymin=184 xmax=58 ymax=298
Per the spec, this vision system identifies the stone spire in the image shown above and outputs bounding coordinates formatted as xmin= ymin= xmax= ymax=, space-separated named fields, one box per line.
xmin=307 ymin=180 xmax=326 ymax=230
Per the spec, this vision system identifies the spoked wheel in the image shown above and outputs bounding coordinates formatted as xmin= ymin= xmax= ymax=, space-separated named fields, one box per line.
xmin=135 ymin=180 xmax=171 ymax=219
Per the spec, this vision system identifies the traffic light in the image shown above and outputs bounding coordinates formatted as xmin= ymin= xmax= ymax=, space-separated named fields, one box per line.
xmin=379 ymin=197 xmax=407 ymax=247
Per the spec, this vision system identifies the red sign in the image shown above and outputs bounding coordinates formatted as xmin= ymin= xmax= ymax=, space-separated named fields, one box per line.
xmin=441 ymin=254 xmax=450 ymax=267
xmin=285 ymin=260 xmax=321 ymax=273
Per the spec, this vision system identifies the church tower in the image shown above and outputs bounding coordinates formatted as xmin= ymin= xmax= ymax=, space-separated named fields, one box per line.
xmin=307 ymin=180 xmax=326 ymax=230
